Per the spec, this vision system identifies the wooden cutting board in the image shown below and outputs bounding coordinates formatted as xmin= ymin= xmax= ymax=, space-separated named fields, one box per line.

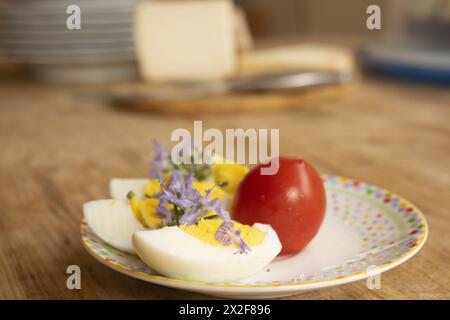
xmin=110 ymin=83 xmax=353 ymax=114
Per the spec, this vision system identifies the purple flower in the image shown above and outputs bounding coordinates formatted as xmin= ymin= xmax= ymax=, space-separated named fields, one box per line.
xmin=180 ymin=184 xmax=230 ymax=225
xmin=155 ymin=171 xmax=230 ymax=226
xmin=148 ymin=141 xmax=171 ymax=179
xmin=148 ymin=141 xmax=212 ymax=181
xmin=215 ymin=221 xmax=251 ymax=254
xmin=156 ymin=198 xmax=173 ymax=222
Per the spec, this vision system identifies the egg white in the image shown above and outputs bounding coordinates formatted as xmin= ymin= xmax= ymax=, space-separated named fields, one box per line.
xmin=110 ymin=178 xmax=149 ymax=200
xmin=132 ymin=223 xmax=282 ymax=282
xmin=84 ymin=199 xmax=144 ymax=253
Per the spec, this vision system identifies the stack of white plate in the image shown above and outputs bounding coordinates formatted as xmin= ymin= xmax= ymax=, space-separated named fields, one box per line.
xmin=0 ymin=0 xmax=138 ymax=83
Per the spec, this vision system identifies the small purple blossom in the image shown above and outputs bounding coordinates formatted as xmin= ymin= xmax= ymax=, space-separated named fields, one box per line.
xmin=148 ymin=141 xmax=212 ymax=181
xmin=148 ymin=141 xmax=171 ymax=179
xmin=155 ymin=171 xmax=229 ymax=226
xmin=215 ymin=221 xmax=251 ymax=254
xmin=180 ymin=184 xmax=230 ymax=225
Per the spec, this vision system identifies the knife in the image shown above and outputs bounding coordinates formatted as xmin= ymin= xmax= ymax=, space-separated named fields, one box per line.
xmin=112 ymin=70 xmax=352 ymax=104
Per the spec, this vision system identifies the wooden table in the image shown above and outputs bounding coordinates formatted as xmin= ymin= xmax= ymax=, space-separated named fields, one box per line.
xmin=0 ymin=76 xmax=449 ymax=299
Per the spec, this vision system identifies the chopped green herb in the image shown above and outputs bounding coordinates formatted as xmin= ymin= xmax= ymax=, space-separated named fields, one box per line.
xmin=201 ymin=214 xmax=220 ymax=220
xmin=126 ymin=190 xmax=135 ymax=199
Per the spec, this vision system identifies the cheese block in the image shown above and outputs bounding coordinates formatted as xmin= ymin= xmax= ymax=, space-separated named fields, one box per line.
xmin=234 ymin=6 xmax=254 ymax=53
xmin=240 ymin=44 xmax=355 ymax=76
xmin=135 ymin=0 xmax=237 ymax=82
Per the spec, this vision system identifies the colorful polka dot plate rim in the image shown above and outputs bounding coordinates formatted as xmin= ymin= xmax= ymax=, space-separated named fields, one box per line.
xmin=81 ymin=175 xmax=428 ymax=299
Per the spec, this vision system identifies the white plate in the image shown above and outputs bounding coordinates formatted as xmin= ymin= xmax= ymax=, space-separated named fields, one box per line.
xmin=81 ymin=175 xmax=428 ymax=299
xmin=2 ymin=0 xmax=137 ymax=13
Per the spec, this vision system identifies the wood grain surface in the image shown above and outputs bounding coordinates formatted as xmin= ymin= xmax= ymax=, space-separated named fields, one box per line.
xmin=0 ymin=77 xmax=449 ymax=299
xmin=111 ymin=84 xmax=351 ymax=114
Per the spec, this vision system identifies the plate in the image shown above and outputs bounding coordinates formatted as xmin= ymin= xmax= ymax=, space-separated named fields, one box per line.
xmin=357 ymin=44 xmax=450 ymax=83
xmin=81 ymin=175 xmax=428 ymax=299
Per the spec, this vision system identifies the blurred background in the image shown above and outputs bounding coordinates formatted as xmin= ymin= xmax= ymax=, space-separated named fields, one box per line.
xmin=0 ymin=0 xmax=449 ymax=87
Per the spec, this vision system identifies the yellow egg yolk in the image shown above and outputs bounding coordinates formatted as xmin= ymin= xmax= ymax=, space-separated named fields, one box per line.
xmin=144 ymin=179 xmax=162 ymax=197
xmin=129 ymin=179 xmax=163 ymax=228
xmin=130 ymin=196 xmax=163 ymax=228
xmin=139 ymin=198 xmax=162 ymax=229
xmin=180 ymin=219 xmax=265 ymax=248
xmin=192 ymin=181 xmax=227 ymax=202
xmin=129 ymin=176 xmax=237 ymax=230
xmin=212 ymin=163 xmax=248 ymax=194
xmin=129 ymin=195 xmax=145 ymax=225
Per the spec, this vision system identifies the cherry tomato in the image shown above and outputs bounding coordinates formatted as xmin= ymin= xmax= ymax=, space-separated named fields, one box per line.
xmin=232 ymin=157 xmax=326 ymax=255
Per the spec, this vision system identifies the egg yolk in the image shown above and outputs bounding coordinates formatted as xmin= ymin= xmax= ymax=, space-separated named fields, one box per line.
xmin=129 ymin=177 xmax=235 ymax=230
xmin=130 ymin=196 xmax=162 ymax=228
xmin=129 ymin=179 xmax=163 ymax=228
xmin=180 ymin=219 xmax=265 ymax=248
xmin=192 ymin=181 xmax=227 ymax=201
xmin=212 ymin=163 xmax=248 ymax=194
xmin=144 ymin=179 xmax=161 ymax=197
xmin=139 ymin=198 xmax=162 ymax=229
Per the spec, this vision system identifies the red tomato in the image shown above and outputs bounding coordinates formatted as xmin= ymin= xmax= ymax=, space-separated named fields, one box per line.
xmin=232 ymin=157 xmax=326 ymax=255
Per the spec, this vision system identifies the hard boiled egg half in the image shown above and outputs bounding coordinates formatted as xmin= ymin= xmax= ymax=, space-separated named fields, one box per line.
xmin=83 ymin=179 xmax=163 ymax=254
xmin=133 ymin=219 xmax=282 ymax=283
xmin=84 ymin=199 xmax=145 ymax=253
xmin=84 ymin=178 xmax=230 ymax=254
